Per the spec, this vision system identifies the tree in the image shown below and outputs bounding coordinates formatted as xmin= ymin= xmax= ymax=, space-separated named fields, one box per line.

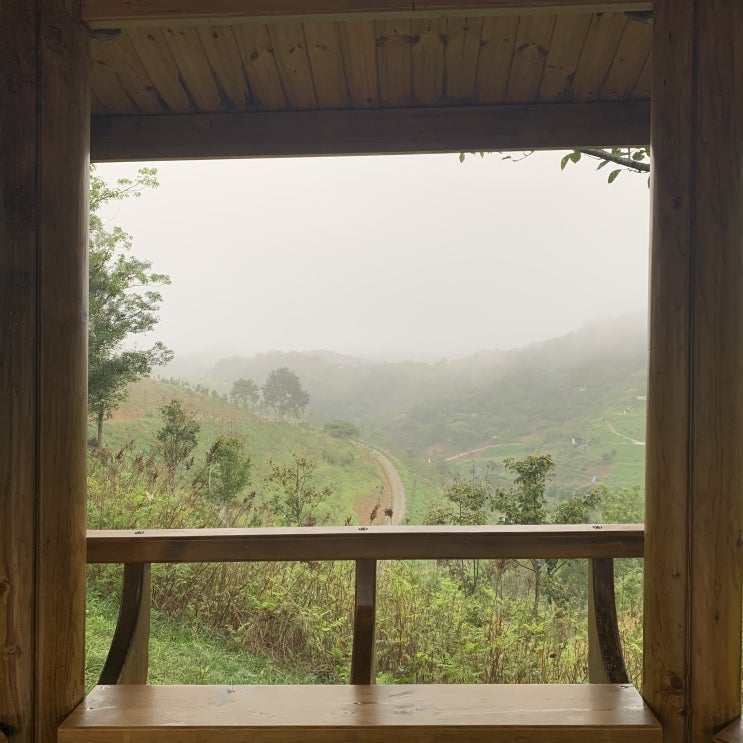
xmin=261 ymin=367 xmax=310 ymax=420
xmin=156 ymin=399 xmax=200 ymax=487
xmin=88 ymin=167 xmax=173 ymax=446
xmin=264 ymin=455 xmax=331 ymax=526
xmin=229 ymin=378 xmax=260 ymax=409
xmin=202 ymin=436 xmax=252 ymax=504
xmin=559 ymin=147 xmax=650 ymax=184
xmin=323 ymin=420 xmax=360 ymax=439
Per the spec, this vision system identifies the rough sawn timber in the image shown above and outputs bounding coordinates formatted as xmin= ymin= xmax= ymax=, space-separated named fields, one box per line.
xmin=59 ymin=684 xmax=661 ymax=743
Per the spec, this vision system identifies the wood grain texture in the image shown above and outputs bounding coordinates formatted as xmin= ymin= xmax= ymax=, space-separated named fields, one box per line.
xmin=59 ymin=684 xmax=661 ymax=743
xmin=233 ymin=23 xmax=288 ymax=110
xmin=375 ymin=19 xmax=413 ymax=105
xmin=474 ymin=15 xmax=519 ymax=103
xmin=715 ymin=719 xmax=743 ymax=743
xmin=505 ymin=13 xmax=556 ymax=102
xmin=599 ymin=15 xmax=651 ymax=100
xmin=539 ymin=12 xmax=591 ymax=100
xmin=443 ymin=16 xmax=483 ymax=100
xmin=87 ymin=525 xmax=644 ymax=563
xmin=304 ymin=22 xmax=349 ymax=108
xmin=644 ymin=1 xmax=743 ymax=742
xmin=1 ymin=2 xmax=89 ymax=742
xmin=197 ymin=25 xmax=253 ymax=110
xmin=269 ymin=22 xmax=317 ymax=108
xmin=570 ymin=11 xmax=626 ymax=100
xmin=411 ymin=17 xmax=446 ymax=104
xmin=339 ymin=21 xmax=378 ymax=106
xmin=351 ymin=560 xmax=377 ymax=685
xmin=90 ymin=99 xmax=649 ymax=161
xmin=82 ymin=0 xmax=653 ymax=28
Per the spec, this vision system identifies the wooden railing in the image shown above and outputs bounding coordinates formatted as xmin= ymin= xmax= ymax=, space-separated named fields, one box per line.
xmin=87 ymin=524 xmax=643 ymax=686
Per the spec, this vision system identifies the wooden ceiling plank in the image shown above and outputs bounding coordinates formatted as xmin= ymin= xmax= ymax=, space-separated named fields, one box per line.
xmin=600 ymin=17 xmax=651 ymax=99
xmin=93 ymin=34 xmax=167 ymax=113
xmin=196 ymin=25 xmax=253 ymax=110
xmin=538 ymin=12 xmax=591 ymax=100
xmin=269 ymin=22 xmax=318 ymax=109
xmin=339 ymin=20 xmax=379 ymax=107
xmin=375 ymin=19 xmax=413 ymax=106
xmin=90 ymin=51 xmax=138 ymax=113
xmin=91 ymin=100 xmax=650 ymax=161
xmin=411 ymin=17 xmax=446 ymax=104
xmin=570 ymin=12 xmax=627 ymax=100
xmin=126 ymin=28 xmax=195 ymax=112
xmin=505 ymin=13 xmax=556 ymax=102
xmin=233 ymin=23 xmax=288 ymax=110
xmin=474 ymin=15 xmax=519 ymax=103
xmin=161 ymin=26 xmax=224 ymax=111
xmin=631 ymin=47 xmax=651 ymax=99
xmin=304 ymin=21 xmax=350 ymax=108
xmin=82 ymin=0 xmax=654 ymax=28
xmin=444 ymin=17 xmax=483 ymax=101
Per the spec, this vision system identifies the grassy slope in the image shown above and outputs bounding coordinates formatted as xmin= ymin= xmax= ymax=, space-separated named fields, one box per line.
xmin=94 ymin=379 xmax=388 ymax=525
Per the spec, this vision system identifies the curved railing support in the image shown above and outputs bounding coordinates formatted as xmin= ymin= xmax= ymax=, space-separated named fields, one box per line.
xmin=588 ymin=557 xmax=630 ymax=683
xmin=99 ymin=562 xmax=151 ymax=684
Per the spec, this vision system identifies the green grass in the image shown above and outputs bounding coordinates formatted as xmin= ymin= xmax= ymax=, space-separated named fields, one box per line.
xmin=86 ymin=583 xmax=317 ymax=692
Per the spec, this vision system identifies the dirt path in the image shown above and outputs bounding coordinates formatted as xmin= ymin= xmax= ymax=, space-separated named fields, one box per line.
xmin=444 ymin=442 xmax=522 ymax=461
xmin=605 ymin=419 xmax=645 ymax=445
xmin=367 ymin=448 xmax=406 ymax=525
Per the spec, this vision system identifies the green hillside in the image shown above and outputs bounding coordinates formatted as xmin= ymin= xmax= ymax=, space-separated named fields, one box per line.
xmin=92 ymin=379 xmax=392 ymax=526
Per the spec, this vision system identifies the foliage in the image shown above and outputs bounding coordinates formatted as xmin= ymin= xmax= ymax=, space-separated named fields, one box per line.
xmin=201 ymin=436 xmax=252 ymax=506
xmin=560 ymin=147 xmax=650 ymax=184
xmin=156 ymin=399 xmax=200 ymax=482
xmin=88 ymin=167 xmax=172 ymax=446
xmin=230 ymin=378 xmax=260 ymax=409
xmin=323 ymin=420 xmax=360 ymax=439
xmin=425 ymin=473 xmax=492 ymax=526
xmin=264 ymin=455 xmax=332 ymax=526
xmin=262 ymin=367 xmax=310 ymax=420
xmin=493 ymin=453 xmax=554 ymax=526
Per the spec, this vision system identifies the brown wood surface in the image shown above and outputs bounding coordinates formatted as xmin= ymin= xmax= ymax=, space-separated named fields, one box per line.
xmin=411 ymin=17 xmax=446 ymax=104
xmin=82 ymin=0 xmax=652 ymax=27
xmin=99 ymin=564 xmax=151 ymax=685
xmin=505 ymin=14 xmax=556 ymax=102
xmin=351 ymin=560 xmax=377 ymax=684
xmin=715 ymin=719 xmax=743 ymax=743
xmin=587 ymin=559 xmax=629 ymax=684
xmin=644 ymin=1 xmax=743 ymax=742
xmin=570 ymin=11 xmax=626 ymax=100
xmin=87 ymin=525 xmax=644 ymax=564
xmin=1 ymin=2 xmax=89 ymax=742
xmin=59 ymin=684 xmax=661 ymax=743
xmin=474 ymin=15 xmax=519 ymax=102
xmin=443 ymin=16 xmax=482 ymax=100
xmin=90 ymin=99 xmax=649 ymax=161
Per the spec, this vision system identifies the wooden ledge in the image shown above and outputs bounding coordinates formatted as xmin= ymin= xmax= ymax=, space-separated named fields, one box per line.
xmin=60 ymin=684 xmax=661 ymax=743
xmin=715 ymin=718 xmax=743 ymax=743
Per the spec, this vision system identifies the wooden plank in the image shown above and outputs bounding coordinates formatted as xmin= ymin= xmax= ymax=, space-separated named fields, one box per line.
xmin=269 ymin=22 xmax=317 ymax=108
xmin=233 ymin=23 xmax=288 ymax=110
xmin=630 ymin=48 xmax=650 ymax=100
xmin=375 ymin=19 xmax=413 ymax=106
xmin=91 ymin=39 xmax=140 ymax=113
xmin=644 ymin=1 xmax=743 ymax=742
xmin=505 ymin=14 xmax=556 ymax=102
xmin=59 ymin=684 xmax=661 ymax=743
xmin=539 ymin=12 xmax=591 ymax=100
xmin=570 ymin=12 xmax=627 ymax=100
xmin=196 ymin=25 xmax=253 ymax=110
xmin=161 ymin=26 xmax=223 ymax=111
xmin=411 ymin=17 xmax=446 ymax=104
xmin=474 ymin=15 xmax=519 ymax=103
xmin=339 ymin=21 xmax=378 ymax=106
xmin=443 ymin=16 xmax=483 ymax=101
xmin=91 ymin=99 xmax=650 ymax=161
xmin=126 ymin=28 xmax=194 ymax=112
xmin=304 ymin=22 xmax=349 ymax=108
xmin=599 ymin=15 xmax=651 ymax=100
xmin=82 ymin=0 xmax=653 ymax=28
xmin=716 ymin=719 xmax=743 ymax=743
xmin=351 ymin=559 xmax=377 ymax=684
xmin=86 ymin=524 xmax=645 ymax=564
xmin=1 ymin=2 xmax=89 ymax=742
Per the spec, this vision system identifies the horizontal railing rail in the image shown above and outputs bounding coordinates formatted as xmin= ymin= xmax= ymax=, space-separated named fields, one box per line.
xmin=87 ymin=524 xmax=644 ymax=563
xmin=86 ymin=524 xmax=643 ymax=687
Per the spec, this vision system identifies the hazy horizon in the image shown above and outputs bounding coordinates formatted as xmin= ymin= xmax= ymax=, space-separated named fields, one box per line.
xmin=97 ymin=152 xmax=650 ymax=364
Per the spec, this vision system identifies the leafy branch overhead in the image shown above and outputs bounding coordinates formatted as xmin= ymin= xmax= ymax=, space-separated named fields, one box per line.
xmin=560 ymin=147 xmax=650 ymax=184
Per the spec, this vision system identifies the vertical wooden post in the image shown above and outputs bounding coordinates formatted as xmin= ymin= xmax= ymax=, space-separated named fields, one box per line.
xmin=351 ymin=559 xmax=377 ymax=685
xmin=0 ymin=1 xmax=90 ymax=741
xmin=644 ymin=1 xmax=743 ymax=742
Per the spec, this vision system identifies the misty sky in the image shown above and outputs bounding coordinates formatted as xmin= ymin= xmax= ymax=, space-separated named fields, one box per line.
xmin=96 ymin=152 xmax=650 ymax=362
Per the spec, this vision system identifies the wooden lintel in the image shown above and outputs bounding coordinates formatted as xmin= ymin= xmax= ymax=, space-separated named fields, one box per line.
xmin=91 ymin=101 xmax=649 ymax=162
xmin=82 ymin=0 xmax=651 ymax=28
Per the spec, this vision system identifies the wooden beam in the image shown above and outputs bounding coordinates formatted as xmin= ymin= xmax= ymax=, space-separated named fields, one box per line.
xmin=0 ymin=1 xmax=90 ymax=742
xmin=643 ymin=0 xmax=743 ymax=741
xmin=87 ymin=525 xmax=645 ymax=564
xmin=82 ymin=0 xmax=652 ymax=28
xmin=91 ymin=100 xmax=649 ymax=161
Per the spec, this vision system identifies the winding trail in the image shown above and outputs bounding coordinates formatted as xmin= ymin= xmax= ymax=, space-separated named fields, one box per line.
xmin=367 ymin=447 xmax=406 ymax=525
xmin=444 ymin=442 xmax=522 ymax=461
xmin=605 ymin=419 xmax=645 ymax=445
